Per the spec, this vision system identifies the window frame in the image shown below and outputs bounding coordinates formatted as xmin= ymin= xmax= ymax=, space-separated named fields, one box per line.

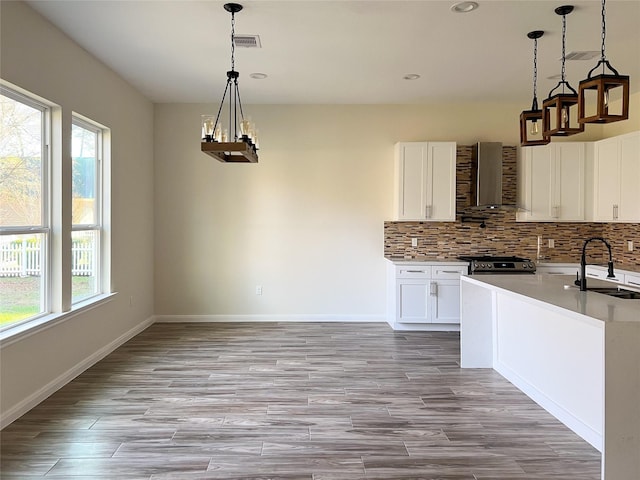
xmin=0 ymin=85 xmax=51 ymax=326
xmin=0 ymin=81 xmax=113 ymax=342
xmin=71 ymin=115 xmax=104 ymax=304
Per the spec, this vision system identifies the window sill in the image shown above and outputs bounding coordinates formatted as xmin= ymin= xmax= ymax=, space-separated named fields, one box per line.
xmin=0 ymin=292 xmax=118 ymax=347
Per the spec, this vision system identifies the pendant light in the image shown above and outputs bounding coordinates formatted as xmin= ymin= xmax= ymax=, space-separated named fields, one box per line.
xmin=542 ymin=5 xmax=584 ymax=137
xmin=578 ymin=0 xmax=629 ymax=124
xmin=520 ymin=30 xmax=550 ymax=146
xmin=201 ymin=3 xmax=259 ymax=163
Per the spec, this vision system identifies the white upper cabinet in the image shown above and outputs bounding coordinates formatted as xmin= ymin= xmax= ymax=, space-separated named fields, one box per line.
xmin=393 ymin=142 xmax=456 ymax=221
xmin=593 ymin=131 xmax=640 ymax=222
xmin=517 ymin=143 xmax=585 ymax=222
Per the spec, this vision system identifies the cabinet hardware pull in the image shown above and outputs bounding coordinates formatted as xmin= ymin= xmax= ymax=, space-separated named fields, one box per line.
xmin=628 ymin=281 xmax=640 ymax=286
xmin=440 ymin=270 xmax=461 ymax=274
xmin=425 ymin=205 xmax=432 ymax=219
xmin=613 ymin=204 xmax=619 ymax=220
xmin=430 ymin=282 xmax=437 ymax=295
xmin=405 ymin=270 xmax=425 ymax=273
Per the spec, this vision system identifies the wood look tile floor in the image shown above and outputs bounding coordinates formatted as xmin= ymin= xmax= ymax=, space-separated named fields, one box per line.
xmin=0 ymin=323 xmax=601 ymax=479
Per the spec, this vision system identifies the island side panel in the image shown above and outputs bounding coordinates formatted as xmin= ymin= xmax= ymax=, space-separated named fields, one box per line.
xmin=493 ymin=292 xmax=604 ymax=451
xmin=460 ymin=277 xmax=495 ymax=368
xmin=603 ymin=321 xmax=640 ymax=480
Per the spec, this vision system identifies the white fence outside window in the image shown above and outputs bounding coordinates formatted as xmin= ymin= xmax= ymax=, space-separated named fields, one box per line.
xmin=0 ymin=239 xmax=94 ymax=277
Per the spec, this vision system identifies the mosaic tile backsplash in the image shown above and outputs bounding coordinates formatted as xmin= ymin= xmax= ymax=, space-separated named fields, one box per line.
xmin=384 ymin=146 xmax=640 ymax=269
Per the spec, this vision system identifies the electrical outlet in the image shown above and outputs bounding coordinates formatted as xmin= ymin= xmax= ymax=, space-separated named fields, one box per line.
xmin=548 ymin=239 xmax=555 ymax=248
xmin=628 ymin=241 xmax=634 ymax=252
xmin=411 ymin=238 xmax=418 ymax=247
xmin=256 ymin=285 xmax=262 ymax=295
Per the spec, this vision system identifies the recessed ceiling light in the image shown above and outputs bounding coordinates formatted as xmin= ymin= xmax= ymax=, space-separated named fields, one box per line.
xmin=451 ymin=1 xmax=479 ymax=13
xmin=249 ymin=73 xmax=268 ymax=80
xmin=403 ymin=74 xmax=421 ymax=80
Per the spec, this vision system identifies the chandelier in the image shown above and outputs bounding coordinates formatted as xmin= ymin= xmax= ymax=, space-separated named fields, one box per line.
xmin=542 ymin=5 xmax=584 ymax=137
xmin=520 ymin=30 xmax=550 ymax=146
xmin=578 ymin=0 xmax=629 ymax=124
xmin=201 ymin=3 xmax=258 ymax=163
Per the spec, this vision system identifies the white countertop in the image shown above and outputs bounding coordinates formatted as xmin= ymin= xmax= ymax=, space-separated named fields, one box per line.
xmin=462 ymin=274 xmax=640 ymax=324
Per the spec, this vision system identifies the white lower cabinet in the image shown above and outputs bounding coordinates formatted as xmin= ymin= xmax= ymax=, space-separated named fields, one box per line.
xmin=585 ymin=265 xmax=626 ymax=284
xmin=625 ymin=273 xmax=640 ymax=290
xmin=387 ymin=262 xmax=467 ymax=330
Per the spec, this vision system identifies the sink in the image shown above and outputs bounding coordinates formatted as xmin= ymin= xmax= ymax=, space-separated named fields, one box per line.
xmin=586 ymin=287 xmax=640 ymax=300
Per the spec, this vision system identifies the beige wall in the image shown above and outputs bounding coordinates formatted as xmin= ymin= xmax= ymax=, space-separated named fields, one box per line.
xmin=0 ymin=2 xmax=154 ymax=423
xmin=153 ymin=101 xmax=626 ymax=319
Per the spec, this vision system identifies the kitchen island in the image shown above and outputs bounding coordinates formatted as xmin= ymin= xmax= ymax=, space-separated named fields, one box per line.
xmin=460 ymin=274 xmax=640 ymax=480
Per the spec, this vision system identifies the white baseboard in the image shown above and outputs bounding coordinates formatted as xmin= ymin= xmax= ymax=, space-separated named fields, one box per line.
xmin=0 ymin=315 xmax=155 ymax=429
xmin=391 ymin=323 xmax=460 ymax=332
xmin=154 ymin=314 xmax=386 ymax=323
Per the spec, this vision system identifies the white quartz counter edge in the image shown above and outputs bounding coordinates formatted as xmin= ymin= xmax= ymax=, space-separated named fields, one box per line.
xmin=461 ymin=274 xmax=640 ymax=324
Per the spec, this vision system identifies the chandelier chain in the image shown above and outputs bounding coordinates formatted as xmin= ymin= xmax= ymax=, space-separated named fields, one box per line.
xmin=231 ymin=11 xmax=236 ymax=71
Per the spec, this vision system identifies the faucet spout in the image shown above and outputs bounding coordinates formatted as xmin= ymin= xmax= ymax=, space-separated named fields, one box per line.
xmin=580 ymin=237 xmax=615 ymax=291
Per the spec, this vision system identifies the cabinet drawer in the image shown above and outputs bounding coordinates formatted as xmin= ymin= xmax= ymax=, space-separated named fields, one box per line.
xmin=625 ymin=274 xmax=640 ymax=290
xmin=396 ymin=265 xmax=432 ymax=278
xmin=432 ymin=266 xmax=467 ymax=279
xmin=585 ymin=266 xmax=625 ymax=283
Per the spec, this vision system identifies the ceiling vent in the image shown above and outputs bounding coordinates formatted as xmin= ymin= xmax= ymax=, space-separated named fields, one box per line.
xmin=234 ymin=35 xmax=261 ymax=48
xmin=564 ymin=51 xmax=600 ymax=61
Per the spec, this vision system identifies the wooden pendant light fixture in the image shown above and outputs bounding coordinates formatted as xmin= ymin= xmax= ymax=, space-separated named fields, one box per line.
xmin=542 ymin=5 xmax=584 ymax=137
xmin=520 ymin=30 xmax=550 ymax=146
xmin=578 ymin=0 xmax=629 ymax=124
xmin=201 ymin=3 xmax=259 ymax=163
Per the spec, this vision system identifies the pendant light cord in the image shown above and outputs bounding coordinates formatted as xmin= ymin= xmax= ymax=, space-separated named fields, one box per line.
xmin=532 ymin=37 xmax=539 ymax=109
xmin=561 ymin=12 xmax=567 ymax=90
xmin=600 ymin=0 xmax=607 ymax=70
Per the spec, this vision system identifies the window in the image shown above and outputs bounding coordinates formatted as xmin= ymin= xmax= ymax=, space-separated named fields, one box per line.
xmin=72 ymin=118 xmax=103 ymax=304
xmin=0 ymin=87 xmax=50 ymax=328
xmin=0 ymin=82 xmax=110 ymax=336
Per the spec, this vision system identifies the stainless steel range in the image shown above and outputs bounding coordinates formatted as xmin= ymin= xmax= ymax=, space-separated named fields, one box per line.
xmin=457 ymin=255 xmax=536 ymax=275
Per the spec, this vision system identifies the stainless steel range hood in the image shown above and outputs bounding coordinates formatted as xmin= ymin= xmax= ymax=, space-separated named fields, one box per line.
xmin=470 ymin=142 xmax=511 ymax=209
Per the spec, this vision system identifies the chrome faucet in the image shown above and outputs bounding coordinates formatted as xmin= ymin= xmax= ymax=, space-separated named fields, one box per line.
xmin=578 ymin=237 xmax=615 ymax=291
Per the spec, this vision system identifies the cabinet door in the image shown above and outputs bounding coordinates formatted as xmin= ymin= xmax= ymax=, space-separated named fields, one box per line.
xmin=427 ymin=142 xmax=456 ymax=221
xmin=555 ymin=143 xmax=585 ymax=221
xmin=524 ymin=146 xmax=554 ymax=221
xmin=397 ymin=279 xmax=430 ymax=323
xmin=394 ymin=142 xmax=456 ymax=221
xmin=618 ymin=132 xmax=640 ymax=222
xmin=593 ymin=138 xmax=620 ymax=221
xmin=395 ymin=143 xmax=428 ymax=220
xmin=518 ymin=144 xmax=585 ymax=222
xmin=431 ymin=280 xmax=461 ymax=324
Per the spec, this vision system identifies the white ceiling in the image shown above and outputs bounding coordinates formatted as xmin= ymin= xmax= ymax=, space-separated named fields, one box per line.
xmin=26 ymin=0 xmax=640 ymax=105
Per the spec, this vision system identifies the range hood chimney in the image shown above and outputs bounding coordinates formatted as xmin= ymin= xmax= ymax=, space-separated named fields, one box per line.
xmin=470 ymin=142 xmax=507 ymax=209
